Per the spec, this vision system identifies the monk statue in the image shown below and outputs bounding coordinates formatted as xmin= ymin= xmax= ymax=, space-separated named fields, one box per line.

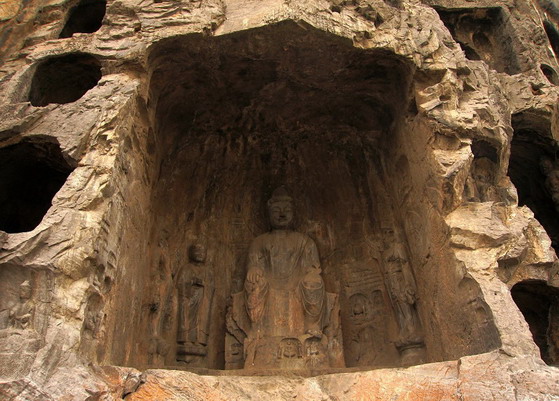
xmin=175 ymin=243 xmax=214 ymax=366
xmin=226 ymin=187 xmax=344 ymax=370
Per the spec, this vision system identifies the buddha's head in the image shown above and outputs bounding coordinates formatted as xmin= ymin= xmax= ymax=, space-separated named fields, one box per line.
xmin=267 ymin=187 xmax=294 ymax=229
xmin=189 ymin=243 xmax=207 ymax=263
xmin=19 ymin=280 xmax=32 ymax=300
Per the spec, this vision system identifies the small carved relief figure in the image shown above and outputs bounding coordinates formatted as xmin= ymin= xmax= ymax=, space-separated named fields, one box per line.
xmin=176 ymin=243 xmax=214 ymax=365
xmin=9 ymin=280 xmax=34 ymax=330
xmin=84 ymin=310 xmax=104 ymax=337
xmin=278 ymin=338 xmax=302 ymax=359
xmin=350 ymin=293 xmax=369 ymax=319
xmin=465 ymin=158 xmax=499 ymax=202
xmin=148 ymin=335 xmax=170 ymax=365
xmin=347 ymin=292 xmax=379 ymax=366
xmin=226 ymin=187 xmax=345 ymax=370
xmin=304 ymin=337 xmax=327 ymax=368
xmin=383 ymin=230 xmax=425 ymax=366
xmin=540 ymin=156 xmax=559 ymax=212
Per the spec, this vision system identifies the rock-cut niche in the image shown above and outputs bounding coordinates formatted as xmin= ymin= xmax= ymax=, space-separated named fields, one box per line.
xmin=508 ymin=111 xmax=559 ymax=254
xmin=28 ymin=53 xmax=102 ymax=107
xmin=0 ymin=138 xmax=73 ymax=233
xmin=511 ymin=280 xmax=559 ymax=365
xmin=97 ymin=21 xmax=502 ymax=373
xmin=59 ymin=0 xmax=106 ymax=38
xmin=435 ymin=7 xmax=520 ymax=75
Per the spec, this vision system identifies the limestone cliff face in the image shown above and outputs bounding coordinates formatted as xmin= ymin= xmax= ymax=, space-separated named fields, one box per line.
xmin=1 ymin=0 xmax=559 ymax=399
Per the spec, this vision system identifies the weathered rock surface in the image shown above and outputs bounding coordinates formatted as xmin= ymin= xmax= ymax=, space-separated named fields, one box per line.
xmin=2 ymin=0 xmax=559 ymax=398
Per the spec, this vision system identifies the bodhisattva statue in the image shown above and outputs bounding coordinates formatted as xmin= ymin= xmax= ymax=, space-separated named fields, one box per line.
xmin=175 ymin=243 xmax=214 ymax=366
xmin=383 ymin=231 xmax=426 ymax=366
xmin=226 ymin=187 xmax=344 ymax=370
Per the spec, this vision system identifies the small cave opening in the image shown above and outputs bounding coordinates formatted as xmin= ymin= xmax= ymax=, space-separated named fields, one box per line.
xmin=508 ymin=111 xmax=559 ymax=253
xmin=541 ymin=63 xmax=559 ymax=85
xmin=59 ymin=0 xmax=107 ymax=38
xmin=511 ymin=280 xmax=559 ymax=365
xmin=0 ymin=139 xmax=74 ymax=234
xmin=544 ymin=20 xmax=559 ymax=60
xmin=28 ymin=53 xmax=102 ymax=107
xmin=435 ymin=7 xmax=520 ymax=74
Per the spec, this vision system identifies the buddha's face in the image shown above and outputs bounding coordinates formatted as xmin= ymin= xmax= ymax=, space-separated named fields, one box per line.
xmin=268 ymin=201 xmax=293 ymax=229
xmin=189 ymin=244 xmax=206 ymax=263
xmin=351 ymin=297 xmax=367 ymax=316
xmin=282 ymin=339 xmax=298 ymax=358
xmin=19 ymin=283 xmax=32 ymax=300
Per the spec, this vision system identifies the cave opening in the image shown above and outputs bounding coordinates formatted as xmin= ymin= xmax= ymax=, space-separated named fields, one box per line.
xmin=0 ymin=139 xmax=74 ymax=234
xmin=59 ymin=0 xmax=107 ymax=38
xmin=435 ymin=7 xmax=520 ymax=74
xmin=511 ymin=280 xmax=559 ymax=365
xmin=541 ymin=63 xmax=559 ymax=85
xmin=544 ymin=20 xmax=559 ymax=61
xmin=508 ymin=111 xmax=559 ymax=254
xmin=28 ymin=53 xmax=102 ymax=107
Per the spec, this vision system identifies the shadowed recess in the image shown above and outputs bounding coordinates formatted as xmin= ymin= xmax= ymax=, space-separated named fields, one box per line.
xmin=544 ymin=20 xmax=559 ymax=61
xmin=541 ymin=64 xmax=559 ymax=85
xmin=435 ymin=7 xmax=521 ymax=74
xmin=59 ymin=0 xmax=107 ymax=38
xmin=508 ymin=111 xmax=559 ymax=253
xmin=28 ymin=53 xmax=102 ymax=107
xmin=511 ymin=280 xmax=559 ymax=365
xmin=0 ymin=139 xmax=73 ymax=233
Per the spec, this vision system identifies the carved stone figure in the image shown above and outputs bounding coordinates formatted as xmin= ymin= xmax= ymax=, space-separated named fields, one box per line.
xmin=226 ymin=187 xmax=344 ymax=370
xmin=148 ymin=335 xmax=170 ymax=365
xmin=465 ymin=157 xmax=499 ymax=202
xmin=347 ymin=293 xmax=372 ymax=364
xmin=383 ymin=230 xmax=425 ymax=366
xmin=9 ymin=280 xmax=34 ymax=330
xmin=350 ymin=293 xmax=369 ymax=319
xmin=175 ymin=243 xmax=214 ymax=365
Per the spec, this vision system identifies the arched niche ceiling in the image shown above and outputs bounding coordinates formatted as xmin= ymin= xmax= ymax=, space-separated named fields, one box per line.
xmin=28 ymin=53 xmax=102 ymax=107
xmin=508 ymin=111 xmax=559 ymax=252
xmin=511 ymin=280 xmax=559 ymax=366
xmin=147 ymin=21 xmax=413 ymax=145
xmin=0 ymin=138 xmax=73 ymax=234
xmin=59 ymin=0 xmax=107 ymax=38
